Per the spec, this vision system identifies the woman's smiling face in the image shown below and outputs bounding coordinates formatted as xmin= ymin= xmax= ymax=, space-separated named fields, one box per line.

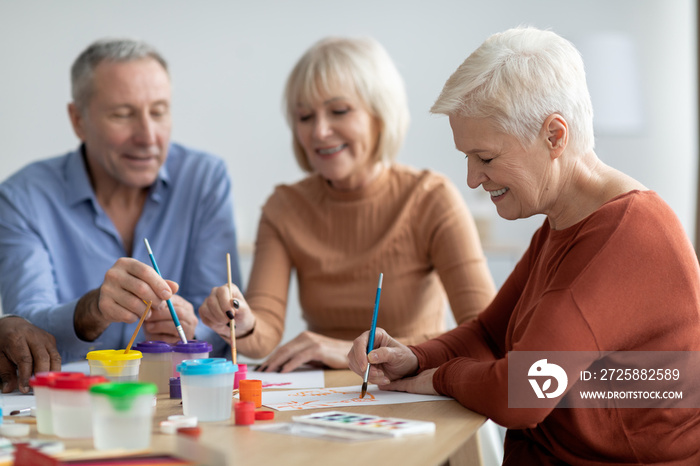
xmin=449 ymin=115 xmax=554 ymax=221
xmin=294 ymin=83 xmax=381 ymax=191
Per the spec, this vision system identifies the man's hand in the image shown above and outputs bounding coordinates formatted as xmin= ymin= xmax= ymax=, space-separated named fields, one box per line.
xmin=74 ymin=257 xmax=178 ymax=342
xmin=0 ymin=316 xmax=61 ymax=393
xmin=144 ymin=287 xmax=197 ymax=343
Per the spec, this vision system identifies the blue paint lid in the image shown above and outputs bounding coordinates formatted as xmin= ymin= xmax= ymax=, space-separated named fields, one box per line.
xmin=177 ymin=358 xmax=237 ymax=375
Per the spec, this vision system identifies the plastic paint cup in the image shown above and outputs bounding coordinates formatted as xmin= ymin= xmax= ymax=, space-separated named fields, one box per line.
xmin=86 ymin=349 xmax=142 ymax=382
xmin=30 ymin=371 xmax=83 ymax=435
xmin=89 ymin=382 xmax=158 ymax=451
xmin=239 ymin=379 xmax=262 ymax=408
xmin=50 ymin=375 xmax=107 ymax=438
xmin=133 ymin=341 xmax=172 ymax=393
xmin=169 ymin=377 xmax=182 ymax=399
xmin=234 ymin=401 xmax=255 ymax=425
xmin=171 ymin=341 xmax=213 ymax=377
xmin=177 ymin=358 xmax=236 ymax=422
xmin=234 ymin=363 xmax=247 ymax=389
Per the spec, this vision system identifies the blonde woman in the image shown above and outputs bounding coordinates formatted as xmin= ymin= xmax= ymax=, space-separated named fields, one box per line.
xmin=201 ymin=36 xmax=495 ymax=372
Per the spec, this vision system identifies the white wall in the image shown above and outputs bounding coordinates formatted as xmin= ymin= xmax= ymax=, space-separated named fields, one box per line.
xmin=0 ymin=0 xmax=696 ymax=313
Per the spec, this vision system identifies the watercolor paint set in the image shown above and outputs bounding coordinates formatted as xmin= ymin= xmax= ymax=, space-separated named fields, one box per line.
xmin=291 ymin=411 xmax=436 ymax=437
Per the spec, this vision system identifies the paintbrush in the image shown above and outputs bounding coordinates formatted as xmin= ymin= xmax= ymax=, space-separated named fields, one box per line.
xmin=125 ymin=300 xmax=152 ymax=353
xmin=144 ymin=238 xmax=188 ymax=344
xmin=361 ymin=273 xmax=383 ymax=398
xmin=226 ymin=253 xmax=238 ymax=365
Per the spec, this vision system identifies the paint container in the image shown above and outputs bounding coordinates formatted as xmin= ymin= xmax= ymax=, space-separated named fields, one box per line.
xmin=86 ymin=349 xmax=142 ymax=382
xmin=133 ymin=341 xmax=172 ymax=393
xmin=239 ymin=379 xmax=262 ymax=408
xmin=234 ymin=401 xmax=255 ymax=425
xmin=234 ymin=363 xmax=247 ymax=389
xmin=169 ymin=377 xmax=182 ymax=399
xmin=171 ymin=341 xmax=213 ymax=377
xmin=89 ymin=382 xmax=158 ymax=451
xmin=50 ymin=375 xmax=107 ymax=438
xmin=29 ymin=372 xmax=83 ymax=435
xmin=177 ymin=358 xmax=236 ymax=422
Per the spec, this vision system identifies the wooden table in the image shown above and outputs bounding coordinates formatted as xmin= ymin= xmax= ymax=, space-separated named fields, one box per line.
xmin=21 ymin=370 xmax=486 ymax=466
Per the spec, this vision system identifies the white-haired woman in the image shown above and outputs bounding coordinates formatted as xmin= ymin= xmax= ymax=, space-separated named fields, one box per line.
xmin=200 ymin=36 xmax=495 ymax=371
xmin=347 ymin=27 xmax=700 ymax=464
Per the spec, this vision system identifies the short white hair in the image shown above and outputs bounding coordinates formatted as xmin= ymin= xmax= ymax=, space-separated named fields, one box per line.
xmin=431 ymin=27 xmax=594 ymax=154
xmin=284 ymin=36 xmax=410 ymax=172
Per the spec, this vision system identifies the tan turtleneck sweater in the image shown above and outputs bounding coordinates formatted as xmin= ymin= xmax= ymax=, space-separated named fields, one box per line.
xmin=237 ymin=164 xmax=495 ymax=358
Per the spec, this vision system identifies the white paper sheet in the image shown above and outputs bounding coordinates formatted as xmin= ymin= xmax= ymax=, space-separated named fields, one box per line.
xmin=262 ymin=385 xmax=451 ymax=411
xmin=60 ymin=360 xmax=90 ymax=374
xmin=247 ymin=369 xmax=325 ymax=389
xmin=0 ymin=392 xmax=35 ymax=414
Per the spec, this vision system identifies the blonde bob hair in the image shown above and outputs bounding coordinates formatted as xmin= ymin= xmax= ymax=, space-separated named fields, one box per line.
xmin=431 ymin=27 xmax=594 ymax=155
xmin=284 ymin=36 xmax=410 ymax=172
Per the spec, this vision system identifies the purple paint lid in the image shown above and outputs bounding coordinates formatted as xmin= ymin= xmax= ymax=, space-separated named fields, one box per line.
xmin=169 ymin=377 xmax=181 ymax=399
xmin=133 ymin=340 xmax=173 ymax=353
xmin=172 ymin=340 xmax=213 ymax=354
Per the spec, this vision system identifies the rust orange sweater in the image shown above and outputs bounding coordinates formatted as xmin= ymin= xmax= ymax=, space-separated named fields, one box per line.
xmin=237 ymin=165 xmax=496 ymax=358
xmin=413 ymin=190 xmax=700 ymax=464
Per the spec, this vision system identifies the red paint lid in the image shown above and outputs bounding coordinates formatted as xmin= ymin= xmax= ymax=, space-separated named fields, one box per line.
xmin=30 ymin=372 xmax=84 ymax=387
xmin=50 ymin=375 xmax=107 ymax=390
xmin=254 ymin=410 xmax=274 ymax=421
xmin=177 ymin=426 xmax=202 ymax=439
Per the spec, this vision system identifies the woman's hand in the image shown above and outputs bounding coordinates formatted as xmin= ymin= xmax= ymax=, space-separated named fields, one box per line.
xmin=347 ymin=327 xmax=419 ymax=384
xmin=258 ymin=331 xmax=352 ymax=373
xmin=380 ymin=368 xmax=439 ymax=395
xmin=199 ymin=284 xmax=256 ymax=341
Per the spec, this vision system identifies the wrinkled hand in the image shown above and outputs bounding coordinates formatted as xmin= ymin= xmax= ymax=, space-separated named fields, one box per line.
xmin=380 ymin=368 xmax=439 ymax=395
xmin=99 ymin=257 xmax=177 ymax=324
xmin=199 ymin=284 xmax=256 ymax=340
xmin=144 ymin=286 xmax=197 ymax=343
xmin=75 ymin=257 xmax=180 ymax=341
xmin=347 ymin=327 xmax=419 ymax=384
xmin=0 ymin=316 xmax=61 ymax=393
xmin=258 ymin=331 xmax=352 ymax=373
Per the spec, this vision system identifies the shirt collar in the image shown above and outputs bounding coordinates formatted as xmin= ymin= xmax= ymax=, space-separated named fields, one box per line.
xmin=64 ymin=144 xmax=172 ymax=207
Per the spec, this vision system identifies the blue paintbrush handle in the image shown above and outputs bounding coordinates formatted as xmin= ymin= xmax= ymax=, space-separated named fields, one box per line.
xmin=146 ymin=252 xmax=182 ymax=327
xmin=143 ymin=238 xmax=183 ymax=329
xmin=366 ymin=273 xmax=383 ymax=354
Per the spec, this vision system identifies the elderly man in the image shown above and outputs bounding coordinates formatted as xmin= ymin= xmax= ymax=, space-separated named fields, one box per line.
xmin=0 ymin=39 xmax=242 ymax=362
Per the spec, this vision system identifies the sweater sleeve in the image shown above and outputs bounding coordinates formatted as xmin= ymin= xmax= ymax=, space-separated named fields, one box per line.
xmin=411 ymin=244 xmax=533 ymax=367
xmin=427 ymin=288 xmax=599 ymax=429
xmin=409 ymin=224 xmax=598 ymax=428
xmin=235 ymin=211 xmax=292 ymax=359
xmin=416 ymin=175 xmax=496 ymax=327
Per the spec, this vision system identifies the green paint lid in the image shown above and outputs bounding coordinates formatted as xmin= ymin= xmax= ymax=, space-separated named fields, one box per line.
xmin=90 ymin=382 xmax=157 ymax=411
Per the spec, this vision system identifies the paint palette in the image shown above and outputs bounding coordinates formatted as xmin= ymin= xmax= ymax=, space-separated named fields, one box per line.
xmin=291 ymin=411 xmax=436 ymax=437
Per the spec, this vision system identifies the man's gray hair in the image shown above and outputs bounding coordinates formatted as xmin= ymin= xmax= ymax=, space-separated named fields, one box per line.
xmin=71 ymin=38 xmax=168 ymax=110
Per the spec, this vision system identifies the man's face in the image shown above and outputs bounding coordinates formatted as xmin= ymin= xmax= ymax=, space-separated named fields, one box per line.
xmin=69 ymin=58 xmax=172 ymax=190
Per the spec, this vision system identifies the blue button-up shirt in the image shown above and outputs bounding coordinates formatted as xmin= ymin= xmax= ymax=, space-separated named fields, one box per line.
xmin=0 ymin=143 xmax=242 ymax=362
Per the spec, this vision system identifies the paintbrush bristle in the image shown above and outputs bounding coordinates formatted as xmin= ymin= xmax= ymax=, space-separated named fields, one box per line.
xmin=360 ymin=382 xmax=367 ymax=399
